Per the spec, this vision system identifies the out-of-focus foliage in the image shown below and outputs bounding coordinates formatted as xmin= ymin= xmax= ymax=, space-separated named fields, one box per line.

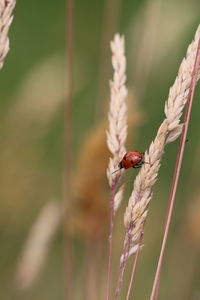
xmin=0 ymin=0 xmax=200 ymax=299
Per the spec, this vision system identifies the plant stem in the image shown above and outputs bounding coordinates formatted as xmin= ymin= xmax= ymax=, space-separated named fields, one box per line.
xmin=106 ymin=186 xmax=115 ymax=300
xmin=64 ymin=0 xmax=74 ymax=298
xmin=150 ymin=36 xmax=200 ymax=300
xmin=114 ymin=227 xmax=132 ymax=300
xmin=126 ymin=231 xmax=143 ymax=300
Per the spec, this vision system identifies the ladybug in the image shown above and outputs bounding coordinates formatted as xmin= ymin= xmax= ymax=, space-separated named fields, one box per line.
xmin=112 ymin=151 xmax=145 ymax=174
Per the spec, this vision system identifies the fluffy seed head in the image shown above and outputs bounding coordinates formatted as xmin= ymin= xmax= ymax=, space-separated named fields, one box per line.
xmin=106 ymin=34 xmax=128 ymax=187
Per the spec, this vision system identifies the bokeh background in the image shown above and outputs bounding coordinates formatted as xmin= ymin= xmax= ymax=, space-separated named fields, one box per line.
xmin=0 ymin=0 xmax=200 ymax=299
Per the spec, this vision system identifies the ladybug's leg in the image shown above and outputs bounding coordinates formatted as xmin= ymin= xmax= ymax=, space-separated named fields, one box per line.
xmin=118 ymin=161 xmax=123 ymax=169
xmin=133 ymin=156 xmax=144 ymax=168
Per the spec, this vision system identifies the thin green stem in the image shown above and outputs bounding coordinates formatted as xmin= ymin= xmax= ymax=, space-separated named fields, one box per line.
xmin=64 ymin=0 xmax=74 ymax=298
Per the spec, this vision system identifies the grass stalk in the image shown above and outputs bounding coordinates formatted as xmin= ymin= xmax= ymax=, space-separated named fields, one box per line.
xmin=150 ymin=35 xmax=200 ymax=300
xmin=106 ymin=183 xmax=117 ymax=300
xmin=125 ymin=230 xmax=143 ymax=300
xmin=64 ymin=0 xmax=74 ymax=298
xmin=114 ymin=228 xmax=132 ymax=300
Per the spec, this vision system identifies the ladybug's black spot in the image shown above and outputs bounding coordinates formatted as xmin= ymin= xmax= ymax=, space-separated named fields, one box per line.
xmin=130 ymin=160 xmax=134 ymax=164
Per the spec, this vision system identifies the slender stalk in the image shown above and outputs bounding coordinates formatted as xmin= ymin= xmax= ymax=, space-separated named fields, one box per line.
xmin=106 ymin=175 xmax=123 ymax=300
xmin=63 ymin=0 xmax=74 ymax=298
xmin=114 ymin=229 xmax=132 ymax=300
xmin=154 ymin=277 xmax=160 ymax=300
xmin=150 ymin=36 xmax=200 ymax=300
xmin=126 ymin=231 xmax=143 ymax=300
xmin=106 ymin=185 xmax=117 ymax=300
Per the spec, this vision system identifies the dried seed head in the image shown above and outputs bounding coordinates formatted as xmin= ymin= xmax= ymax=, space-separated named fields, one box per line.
xmin=107 ymin=34 xmax=128 ymax=188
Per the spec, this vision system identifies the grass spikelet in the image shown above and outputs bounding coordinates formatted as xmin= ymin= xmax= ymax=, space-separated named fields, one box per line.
xmin=107 ymin=33 xmax=128 ymax=187
xmin=114 ymin=183 xmax=126 ymax=213
xmin=0 ymin=0 xmax=16 ymax=70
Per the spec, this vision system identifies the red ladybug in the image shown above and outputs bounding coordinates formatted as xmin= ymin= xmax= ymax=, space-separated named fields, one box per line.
xmin=112 ymin=151 xmax=144 ymax=174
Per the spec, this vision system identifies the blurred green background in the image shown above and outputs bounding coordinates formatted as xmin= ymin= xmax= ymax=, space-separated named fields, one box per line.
xmin=1 ymin=0 xmax=200 ymax=299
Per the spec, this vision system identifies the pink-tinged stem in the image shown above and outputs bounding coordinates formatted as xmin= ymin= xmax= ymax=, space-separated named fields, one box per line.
xmin=114 ymin=227 xmax=132 ymax=300
xmin=150 ymin=36 xmax=200 ymax=300
xmin=106 ymin=186 xmax=116 ymax=300
xmin=126 ymin=231 xmax=143 ymax=300
xmin=106 ymin=171 xmax=123 ymax=300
